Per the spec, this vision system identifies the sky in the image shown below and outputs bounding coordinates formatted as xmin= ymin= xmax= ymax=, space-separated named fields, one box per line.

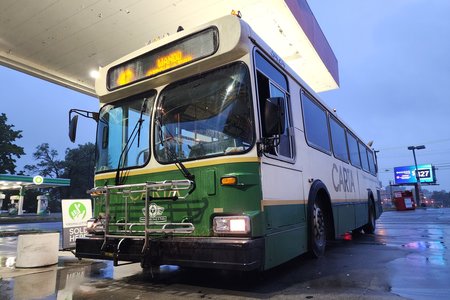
xmin=1 ymin=0 xmax=450 ymax=191
xmin=308 ymin=0 xmax=450 ymax=192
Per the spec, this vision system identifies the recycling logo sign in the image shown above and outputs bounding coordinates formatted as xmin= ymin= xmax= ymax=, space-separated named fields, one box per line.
xmin=61 ymin=199 xmax=92 ymax=249
xmin=68 ymin=202 xmax=87 ymax=221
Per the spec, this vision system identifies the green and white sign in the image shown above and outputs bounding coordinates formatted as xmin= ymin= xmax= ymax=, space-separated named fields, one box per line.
xmin=33 ymin=175 xmax=44 ymax=185
xmin=61 ymin=199 xmax=92 ymax=249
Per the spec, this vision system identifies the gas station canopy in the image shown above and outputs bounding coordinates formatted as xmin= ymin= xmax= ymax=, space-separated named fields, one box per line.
xmin=0 ymin=0 xmax=338 ymax=96
xmin=0 ymin=174 xmax=70 ymax=191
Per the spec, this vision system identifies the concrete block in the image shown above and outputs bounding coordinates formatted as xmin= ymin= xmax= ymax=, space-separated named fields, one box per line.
xmin=16 ymin=233 xmax=59 ymax=268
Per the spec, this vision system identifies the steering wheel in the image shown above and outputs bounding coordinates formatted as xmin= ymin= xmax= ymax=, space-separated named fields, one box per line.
xmin=136 ymin=148 xmax=149 ymax=164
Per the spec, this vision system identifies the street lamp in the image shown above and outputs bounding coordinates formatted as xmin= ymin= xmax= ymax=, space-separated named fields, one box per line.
xmin=407 ymin=145 xmax=425 ymax=206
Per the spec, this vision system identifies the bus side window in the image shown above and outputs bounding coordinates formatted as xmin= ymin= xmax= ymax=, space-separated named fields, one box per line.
xmin=255 ymin=51 xmax=294 ymax=160
xmin=346 ymin=131 xmax=361 ymax=168
xmin=367 ymin=149 xmax=377 ymax=175
xmin=301 ymin=92 xmax=331 ymax=154
xmin=359 ymin=142 xmax=370 ymax=172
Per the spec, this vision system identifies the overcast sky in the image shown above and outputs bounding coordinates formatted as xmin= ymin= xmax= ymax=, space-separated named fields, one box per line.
xmin=308 ymin=0 xmax=450 ymax=192
xmin=1 ymin=0 xmax=449 ymax=191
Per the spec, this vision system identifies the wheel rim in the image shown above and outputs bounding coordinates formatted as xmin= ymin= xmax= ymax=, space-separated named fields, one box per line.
xmin=313 ymin=203 xmax=325 ymax=246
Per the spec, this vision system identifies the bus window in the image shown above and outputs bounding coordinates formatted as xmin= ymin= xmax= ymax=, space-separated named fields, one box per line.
xmin=329 ymin=116 xmax=349 ymax=162
xmin=96 ymin=92 xmax=154 ymax=172
xmin=368 ymin=150 xmax=376 ymax=175
xmin=255 ymin=51 xmax=293 ymax=160
xmin=154 ymin=63 xmax=254 ymax=163
xmin=346 ymin=131 xmax=361 ymax=168
xmin=255 ymin=51 xmax=288 ymax=90
xmin=359 ymin=142 xmax=370 ymax=172
xmin=302 ymin=93 xmax=331 ymax=153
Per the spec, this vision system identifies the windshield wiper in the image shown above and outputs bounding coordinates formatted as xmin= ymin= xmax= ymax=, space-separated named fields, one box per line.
xmin=155 ymin=116 xmax=196 ymax=194
xmin=137 ymin=98 xmax=148 ymax=147
xmin=115 ymin=98 xmax=148 ymax=185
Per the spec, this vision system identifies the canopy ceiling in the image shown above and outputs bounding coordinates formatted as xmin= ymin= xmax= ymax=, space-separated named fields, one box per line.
xmin=0 ymin=0 xmax=338 ymax=96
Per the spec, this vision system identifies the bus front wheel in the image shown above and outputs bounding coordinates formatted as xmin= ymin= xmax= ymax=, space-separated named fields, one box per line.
xmin=309 ymin=198 xmax=326 ymax=258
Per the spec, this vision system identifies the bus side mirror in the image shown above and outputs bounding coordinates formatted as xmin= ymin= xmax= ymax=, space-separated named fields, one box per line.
xmin=69 ymin=114 xmax=79 ymax=143
xmin=263 ymin=97 xmax=285 ymax=137
xmin=68 ymin=109 xmax=99 ymax=143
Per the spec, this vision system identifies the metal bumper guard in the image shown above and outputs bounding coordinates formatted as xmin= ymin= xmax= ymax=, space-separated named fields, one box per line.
xmin=76 ymin=236 xmax=264 ymax=271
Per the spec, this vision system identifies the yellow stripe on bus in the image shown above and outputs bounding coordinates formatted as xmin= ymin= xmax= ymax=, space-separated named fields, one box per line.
xmin=261 ymin=200 xmax=306 ymax=211
xmin=94 ymin=156 xmax=260 ymax=181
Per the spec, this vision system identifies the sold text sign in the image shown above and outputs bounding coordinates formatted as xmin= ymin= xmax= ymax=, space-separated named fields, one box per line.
xmin=61 ymin=199 xmax=92 ymax=249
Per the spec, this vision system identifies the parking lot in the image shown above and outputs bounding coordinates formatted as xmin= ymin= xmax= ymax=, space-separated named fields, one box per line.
xmin=1 ymin=208 xmax=449 ymax=299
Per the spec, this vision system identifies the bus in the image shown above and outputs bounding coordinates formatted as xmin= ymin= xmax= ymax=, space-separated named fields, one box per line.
xmin=69 ymin=14 xmax=382 ymax=271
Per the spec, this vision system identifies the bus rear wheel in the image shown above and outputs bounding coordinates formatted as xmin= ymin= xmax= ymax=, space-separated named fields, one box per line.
xmin=363 ymin=200 xmax=376 ymax=234
xmin=309 ymin=199 xmax=326 ymax=258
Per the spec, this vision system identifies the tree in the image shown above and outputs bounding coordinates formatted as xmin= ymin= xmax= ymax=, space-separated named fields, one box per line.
xmin=24 ymin=143 xmax=65 ymax=177
xmin=431 ymin=190 xmax=450 ymax=208
xmin=22 ymin=143 xmax=65 ymax=212
xmin=63 ymin=143 xmax=95 ymax=198
xmin=0 ymin=113 xmax=25 ymax=174
xmin=21 ymin=142 xmax=95 ymax=210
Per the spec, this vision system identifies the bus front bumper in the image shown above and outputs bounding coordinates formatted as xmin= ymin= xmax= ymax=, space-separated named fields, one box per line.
xmin=76 ymin=236 xmax=264 ymax=271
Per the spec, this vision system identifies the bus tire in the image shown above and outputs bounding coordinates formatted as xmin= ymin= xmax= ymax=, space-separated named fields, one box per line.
xmin=363 ymin=200 xmax=376 ymax=234
xmin=309 ymin=197 xmax=326 ymax=258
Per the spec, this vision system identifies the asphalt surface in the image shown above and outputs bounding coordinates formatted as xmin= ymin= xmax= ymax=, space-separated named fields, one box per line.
xmin=0 ymin=208 xmax=449 ymax=299
xmin=0 ymin=212 xmax=62 ymax=225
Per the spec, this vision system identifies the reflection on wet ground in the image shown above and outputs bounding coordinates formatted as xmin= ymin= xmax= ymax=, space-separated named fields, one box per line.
xmin=0 ymin=221 xmax=62 ymax=233
xmin=377 ymin=209 xmax=450 ymax=299
xmin=0 ymin=209 xmax=449 ymax=299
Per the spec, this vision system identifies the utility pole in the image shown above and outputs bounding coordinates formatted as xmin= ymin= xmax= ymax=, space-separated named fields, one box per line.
xmin=408 ymin=145 xmax=425 ymax=206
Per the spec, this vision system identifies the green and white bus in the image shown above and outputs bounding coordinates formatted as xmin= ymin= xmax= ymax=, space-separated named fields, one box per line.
xmin=70 ymin=14 xmax=382 ymax=271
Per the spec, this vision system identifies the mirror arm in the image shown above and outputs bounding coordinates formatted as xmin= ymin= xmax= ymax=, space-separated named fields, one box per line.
xmin=69 ymin=109 xmax=99 ymax=122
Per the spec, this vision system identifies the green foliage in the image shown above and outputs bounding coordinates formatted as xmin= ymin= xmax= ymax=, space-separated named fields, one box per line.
xmin=22 ymin=142 xmax=95 ymax=211
xmin=0 ymin=113 xmax=25 ymax=174
xmin=63 ymin=142 xmax=95 ymax=198
xmin=431 ymin=190 xmax=450 ymax=207
xmin=24 ymin=143 xmax=65 ymax=178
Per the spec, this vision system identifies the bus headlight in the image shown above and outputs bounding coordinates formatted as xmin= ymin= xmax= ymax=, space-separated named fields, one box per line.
xmin=213 ymin=216 xmax=250 ymax=235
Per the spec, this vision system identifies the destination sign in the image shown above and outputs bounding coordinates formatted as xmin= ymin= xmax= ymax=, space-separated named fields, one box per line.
xmin=107 ymin=27 xmax=218 ymax=90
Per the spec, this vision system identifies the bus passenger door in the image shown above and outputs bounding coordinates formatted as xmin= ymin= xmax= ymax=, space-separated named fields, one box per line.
xmin=255 ymin=51 xmax=307 ymax=265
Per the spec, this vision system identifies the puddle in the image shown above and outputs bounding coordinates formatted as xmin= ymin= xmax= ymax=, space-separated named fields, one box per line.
xmin=0 ymin=258 xmax=173 ymax=299
xmin=402 ymin=240 xmax=446 ymax=250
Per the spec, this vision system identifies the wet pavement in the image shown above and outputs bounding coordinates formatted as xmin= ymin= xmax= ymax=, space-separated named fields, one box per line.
xmin=0 ymin=208 xmax=449 ymax=299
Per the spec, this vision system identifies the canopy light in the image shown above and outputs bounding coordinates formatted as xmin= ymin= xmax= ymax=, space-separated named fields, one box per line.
xmin=89 ymin=69 xmax=100 ymax=79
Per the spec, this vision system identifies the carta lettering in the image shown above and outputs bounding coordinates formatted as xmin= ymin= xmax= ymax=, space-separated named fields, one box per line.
xmin=332 ymin=164 xmax=355 ymax=193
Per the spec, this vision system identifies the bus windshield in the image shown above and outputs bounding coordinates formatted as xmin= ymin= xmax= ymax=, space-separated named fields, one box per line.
xmin=96 ymin=92 xmax=155 ymax=172
xmin=155 ymin=63 xmax=254 ymax=163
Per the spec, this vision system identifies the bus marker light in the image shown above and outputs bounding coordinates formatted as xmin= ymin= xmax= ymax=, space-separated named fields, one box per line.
xmin=343 ymin=232 xmax=352 ymax=241
xmin=221 ymin=176 xmax=237 ymax=186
